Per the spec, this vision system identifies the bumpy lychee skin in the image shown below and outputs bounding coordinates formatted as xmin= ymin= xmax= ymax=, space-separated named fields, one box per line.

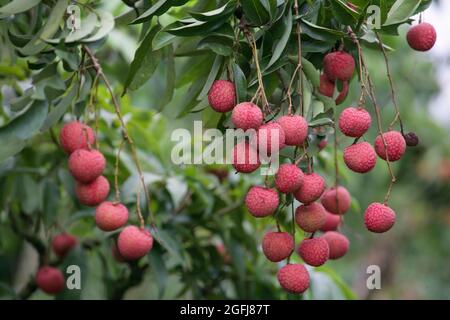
xmin=322 ymin=231 xmax=349 ymax=259
xmin=75 ymin=175 xmax=110 ymax=206
xmin=275 ymin=164 xmax=304 ymax=194
xmin=407 ymin=22 xmax=437 ymax=52
xmin=298 ymin=238 xmax=329 ymax=267
xmin=294 ymin=173 xmax=326 ymax=204
xmin=343 ymin=142 xmax=377 ymax=173
xmin=295 ymin=203 xmax=327 ymax=232
xmin=320 ymin=186 xmax=351 ymax=215
xmin=364 ymin=202 xmax=396 ymax=233
xmin=245 ymin=186 xmax=279 ymax=218
xmin=117 ymin=225 xmax=154 ymax=260
xmin=68 ymin=149 xmax=105 ymax=183
xmin=232 ymin=141 xmax=260 ymax=173
xmin=255 ymin=122 xmax=286 ymax=155
xmin=323 ymin=51 xmax=355 ymax=81
xmin=339 ymin=107 xmax=371 ymax=138
xmin=319 ymin=73 xmax=335 ymax=97
xmin=277 ymin=264 xmax=310 ymax=294
xmin=52 ymin=233 xmax=77 ymax=258
xmin=59 ymin=121 xmax=95 ymax=154
xmin=320 ymin=212 xmax=341 ymax=232
xmin=95 ymin=201 xmax=129 ymax=231
xmin=231 ymin=102 xmax=263 ymax=130
xmin=36 ymin=266 xmax=64 ymax=295
xmin=207 ymin=80 xmax=236 ymax=113
xmin=262 ymin=232 xmax=294 ymax=262
xmin=277 ymin=115 xmax=308 ymax=146
xmin=374 ymin=131 xmax=406 ymax=162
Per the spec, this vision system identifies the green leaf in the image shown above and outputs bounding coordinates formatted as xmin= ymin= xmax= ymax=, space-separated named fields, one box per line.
xmin=0 ymin=138 xmax=25 ymax=165
xmin=82 ymin=10 xmax=115 ymax=43
xmin=300 ymin=19 xmax=346 ymax=42
xmin=242 ymin=0 xmax=270 ymax=26
xmin=198 ymin=55 xmax=223 ymax=99
xmin=301 ymin=57 xmax=320 ymax=87
xmin=20 ymin=0 xmax=69 ymax=56
xmin=41 ymin=179 xmax=60 ymax=226
xmin=190 ymin=1 xmax=236 ymax=21
xmin=233 ymin=63 xmax=247 ymax=103
xmin=166 ymin=19 xmax=227 ymax=37
xmin=383 ymin=0 xmax=421 ymax=26
xmin=0 ymin=0 xmax=41 ymax=18
xmin=123 ymin=25 xmax=162 ymax=94
xmin=65 ymin=12 xmax=98 ymax=43
xmin=152 ymin=31 xmax=177 ymax=50
xmin=329 ymin=0 xmax=360 ymax=24
xmin=265 ymin=8 xmax=292 ymax=70
xmin=308 ymin=117 xmax=334 ymax=128
xmin=148 ymin=249 xmax=168 ymax=298
xmin=197 ymin=36 xmax=233 ymax=56
xmin=9 ymin=88 xmax=34 ymax=112
xmin=159 ymin=45 xmax=175 ymax=110
xmin=132 ymin=0 xmax=189 ymax=24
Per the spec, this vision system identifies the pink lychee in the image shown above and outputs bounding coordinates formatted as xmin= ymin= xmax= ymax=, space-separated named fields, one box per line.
xmin=117 ymin=225 xmax=154 ymax=260
xmin=320 ymin=212 xmax=341 ymax=232
xmin=297 ymin=237 xmax=329 ymax=267
xmin=277 ymin=115 xmax=308 ymax=146
xmin=339 ymin=107 xmax=371 ymax=138
xmin=294 ymin=173 xmax=326 ymax=204
xmin=407 ymin=22 xmax=437 ymax=51
xmin=319 ymin=73 xmax=335 ymax=97
xmin=68 ymin=149 xmax=105 ymax=183
xmin=52 ymin=233 xmax=77 ymax=258
xmin=231 ymin=102 xmax=263 ymax=130
xmin=36 ymin=266 xmax=65 ymax=295
xmin=322 ymin=231 xmax=349 ymax=259
xmin=275 ymin=163 xmax=304 ymax=194
xmin=232 ymin=141 xmax=260 ymax=173
xmin=245 ymin=186 xmax=279 ymax=218
xmin=343 ymin=142 xmax=377 ymax=173
xmin=254 ymin=122 xmax=285 ymax=154
xmin=75 ymin=175 xmax=110 ymax=207
xmin=277 ymin=264 xmax=310 ymax=294
xmin=323 ymin=51 xmax=355 ymax=81
xmin=374 ymin=131 xmax=406 ymax=162
xmin=95 ymin=201 xmax=129 ymax=231
xmin=262 ymin=232 xmax=294 ymax=262
xmin=59 ymin=121 xmax=95 ymax=154
xmin=364 ymin=202 xmax=396 ymax=233
xmin=295 ymin=202 xmax=327 ymax=233
xmin=320 ymin=186 xmax=351 ymax=215
xmin=207 ymin=80 xmax=236 ymax=113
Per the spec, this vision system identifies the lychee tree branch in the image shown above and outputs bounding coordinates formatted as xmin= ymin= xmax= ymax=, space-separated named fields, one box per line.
xmin=293 ymin=0 xmax=304 ymax=116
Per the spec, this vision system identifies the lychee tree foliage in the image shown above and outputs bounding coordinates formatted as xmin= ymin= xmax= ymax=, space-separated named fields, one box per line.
xmin=0 ymin=0 xmax=435 ymax=299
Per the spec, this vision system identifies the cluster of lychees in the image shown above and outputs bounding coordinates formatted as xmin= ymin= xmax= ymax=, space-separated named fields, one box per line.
xmin=35 ymin=121 xmax=153 ymax=295
xmin=206 ymin=21 xmax=436 ymax=294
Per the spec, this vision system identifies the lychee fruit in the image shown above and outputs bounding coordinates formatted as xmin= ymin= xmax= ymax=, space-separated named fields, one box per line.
xmin=295 ymin=202 xmax=327 ymax=232
xmin=374 ymin=131 xmax=406 ymax=162
xmin=254 ymin=122 xmax=285 ymax=154
xmin=335 ymin=80 xmax=349 ymax=105
xmin=275 ymin=163 xmax=304 ymax=194
xmin=403 ymin=132 xmax=419 ymax=147
xmin=407 ymin=22 xmax=437 ymax=52
xmin=323 ymin=51 xmax=355 ymax=81
xmin=232 ymin=141 xmax=260 ymax=173
xmin=68 ymin=149 xmax=106 ymax=183
xmin=95 ymin=201 xmax=129 ymax=231
xmin=294 ymin=173 xmax=326 ymax=204
xmin=322 ymin=231 xmax=349 ymax=259
xmin=117 ymin=225 xmax=154 ymax=260
xmin=75 ymin=175 xmax=110 ymax=206
xmin=207 ymin=80 xmax=236 ymax=113
xmin=364 ymin=202 xmax=396 ymax=233
xmin=318 ymin=138 xmax=328 ymax=151
xmin=320 ymin=186 xmax=351 ymax=215
xmin=245 ymin=186 xmax=279 ymax=218
xmin=277 ymin=115 xmax=308 ymax=146
xmin=339 ymin=107 xmax=371 ymax=138
xmin=52 ymin=233 xmax=77 ymax=258
xmin=59 ymin=121 xmax=95 ymax=154
xmin=36 ymin=266 xmax=64 ymax=294
xmin=277 ymin=264 xmax=310 ymax=294
xmin=319 ymin=73 xmax=335 ymax=97
xmin=320 ymin=212 xmax=341 ymax=232
xmin=262 ymin=232 xmax=294 ymax=262
xmin=297 ymin=237 xmax=329 ymax=267
xmin=231 ymin=102 xmax=263 ymax=130
xmin=343 ymin=142 xmax=377 ymax=173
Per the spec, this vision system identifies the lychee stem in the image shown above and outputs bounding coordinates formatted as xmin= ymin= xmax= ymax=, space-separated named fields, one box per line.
xmin=332 ymin=120 xmax=341 ymax=213
xmin=114 ymin=139 xmax=126 ymax=203
xmin=293 ymin=0 xmax=304 ymax=115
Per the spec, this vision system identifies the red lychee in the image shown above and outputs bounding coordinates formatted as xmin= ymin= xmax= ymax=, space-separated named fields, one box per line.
xmin=322 ymin=231 xmax=349 ymax=259
xmin=52 ymin=233 xmax=77 ymax=258
xmin=320 ymin=186 xmax=351 ymax=215
xmin=36 ymin=266 xmax=64 ymax=295
xmin=364 ymin=202 xmax=396 ymax=233
xmin=245 ymin=186 xmax=279 ymax=218
xmin=407 ymin=22 xmax=437 ymax=52
xmin=343 ymin=142 xmax=377 ymax=173
xmin=262 ymin=232 xmax=294 ymax=262
xmin=75 ymin=175 xmax=110 ymax=207
xmin=59 ymin=121 xmax=95 ymax=154
xmin=318 ymin=138 xmax=328 ymax=151
xmin=319 ymin=73 xmax=335 ymax=97
xmin=231 ymin=102 xmax=263 ymax=130
xmin=320 ymin=212 xmax=341 ymax=232
xmin=277 ymin=115 xmax=308 ymax=146
xmin=68 ymin=149 xmax=105 ymax=183
xmin=275 ymin=164 xmax=304 ymax=194
xmin=95 ymin=201 xmax=129 ymax=231
xmin=232 ymin=141 xmax=260 ymax=173
xmin=207 ymin=80 xmax=236 ymax=113
xmin=295 ymin=202 xmax=327 ymax=233
xmin=254 ymin=122 xmax=285 ymax=154
xmin=117 ymin=225 xmax=154 ymax=260
xmin=374 ymin=131 xmax=406 ymax=162
xmin=298 ymin=237 xmax=329 ymax=267
xmin=323 ymin=51 xmax=355 ymax=81
xmin=294 ymin=173 xmax=326 ymax=204
xmin=277 ymin=264 xmax=310 ymax=294
xmin=339 ymin=107 xmax=371 ymax=138
xmin=335 ymin=80 xmax=349 ymax=105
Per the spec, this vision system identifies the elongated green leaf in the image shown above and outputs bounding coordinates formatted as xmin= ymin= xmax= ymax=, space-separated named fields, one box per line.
xmin=242 ymin=0 xmax=270 ymax=26
xmin=148 ymin=250 xmax=168 ymax=299
xmin=308 ymin=117 xmax=334 ymax=128
xmin=133 ymin=0 xmax=189 ymax=24
xmin=198 ymin=55 xmax=223 ymax=98
xmin=233 ymin=63 xmax=247 ymax=103
xmin=189 ymin=1 xmax=236 ymax=21
xmin=301 ymin=57 xmax=320 ymax=87
xmin=266 ymin=8 xmax=292 ymax=70
xmin=300 ymin=19 xmax=346 ymax=42
xmin=197 ymin=36 xmax=233 ymax=56
xmin=384 ymin=0 xmax=421 ymax=26
xmin=152 ymin=31 xmax=177 ymax=50
xmin=65 ymin=12 xmax=98 ymax=43
xmin=9 ymin=88 xmax=33 ymax=112
xmin=0 ymin=0 xmax=41 ymax=18
xmin=41 ymin=82 xmax=79 ymax=131
xmin=159 ymin=45 xmax=175 ymax=110
xmin=167 ymin=18 xmax=226 ymax=37
xmin=82 ymin=10 xmax=115 ymax=42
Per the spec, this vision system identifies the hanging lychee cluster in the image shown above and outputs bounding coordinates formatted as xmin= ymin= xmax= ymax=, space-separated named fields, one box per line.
xmin=206 ymin=19 xmax=436 ymax=294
